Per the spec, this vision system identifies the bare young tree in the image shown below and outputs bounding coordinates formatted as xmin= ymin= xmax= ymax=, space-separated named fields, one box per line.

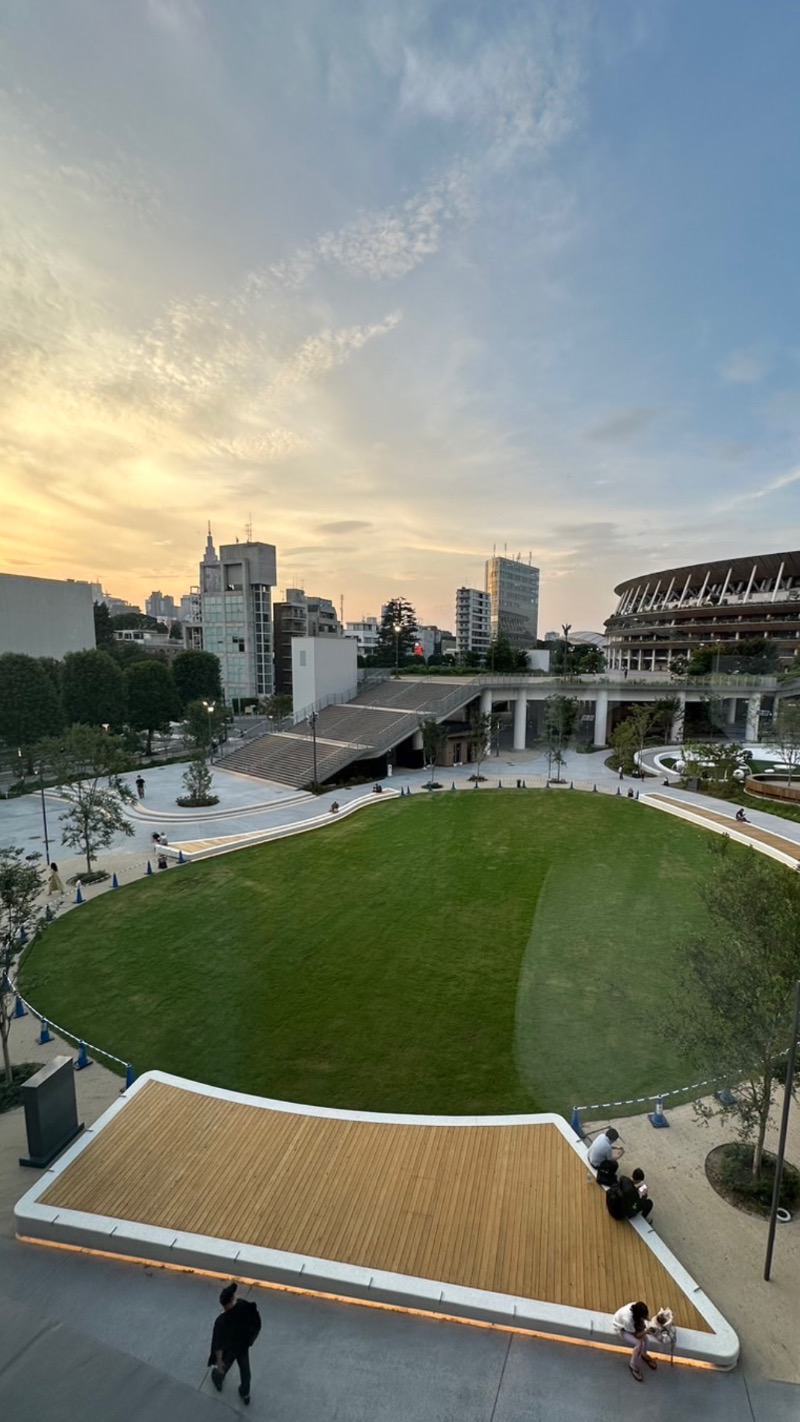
xmin=768 ymin=700 xmax=800 ymax=787
xmin=44 ymin=725 xmax=135 ymax=877
xmin=419 ymin=718 xmax=447 ymax=787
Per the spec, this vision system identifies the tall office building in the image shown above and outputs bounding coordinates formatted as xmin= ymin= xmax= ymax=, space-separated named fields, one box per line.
xmin=485 ymin=555 xmax=539 ymax=651
xmin=455 ymin=587 xmax=492 ymax=660
xmin=199 ymin=527 xmax=277 ymax=704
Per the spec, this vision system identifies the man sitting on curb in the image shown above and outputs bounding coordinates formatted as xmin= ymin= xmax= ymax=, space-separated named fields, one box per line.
xmin=606 ymin=1169 xmax=654 ymax=1222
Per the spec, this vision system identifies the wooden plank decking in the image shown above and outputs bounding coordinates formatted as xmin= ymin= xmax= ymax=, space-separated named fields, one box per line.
xmin=647 ymin=793 xmax=800 ymax=862
xmin=39 ymin=1080 xmax=708 ymax=1331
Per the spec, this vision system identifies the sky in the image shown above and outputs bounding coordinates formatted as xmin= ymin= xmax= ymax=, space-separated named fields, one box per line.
xmin=1 ymin=0 xmax=800 ymax=634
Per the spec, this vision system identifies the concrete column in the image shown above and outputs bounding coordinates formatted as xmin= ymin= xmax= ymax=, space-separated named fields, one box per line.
xmin=412 ymin=729 xmax=423 ymax=751
xmin=593 ymin=689 xmax=608 ymax=747
xmin=746 ymin=695 xmax=761 ymax=743
xmin=726 ymin=696 xmax=737 ymax=726
xmin=480 ymin=688 xmax=492 ymax=716
xmin=513 ymin=694 xmax=527 ymax=751
xmin=670 ymin=692 xmax=686 ymax=743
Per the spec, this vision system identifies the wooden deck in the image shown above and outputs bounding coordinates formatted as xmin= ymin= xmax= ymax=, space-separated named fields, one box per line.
xmin=39 ymin=1079 xmax=708 ymax=1330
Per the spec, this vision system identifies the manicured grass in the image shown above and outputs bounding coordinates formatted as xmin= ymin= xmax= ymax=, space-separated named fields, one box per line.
xmin=20 ymin=794 xmax=716 ymax=1117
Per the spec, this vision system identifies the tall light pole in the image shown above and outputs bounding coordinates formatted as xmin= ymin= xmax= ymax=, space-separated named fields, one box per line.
xmin=202 ymin=700 xmax=216 ymax=763
xmin=764 ymin=978 xmax=800 ymax=1281
xmin=393 ymin=621 xmax=402 ymax=671
xmin=309 ymin=710 xmax=318 ymax=791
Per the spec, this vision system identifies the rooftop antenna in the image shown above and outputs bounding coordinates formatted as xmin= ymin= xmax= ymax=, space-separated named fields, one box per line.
xmin=340 ymin=593 xmax=344 ymax=625
xmin=244 ymin=512 xmax=253 ymax=543
xmin=504 ymin=542 xmax=507 ymax=557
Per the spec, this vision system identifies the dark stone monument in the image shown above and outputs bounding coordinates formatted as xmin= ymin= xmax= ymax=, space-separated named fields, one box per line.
xmin=19 ymin=1055 xmax=84 ymax=1168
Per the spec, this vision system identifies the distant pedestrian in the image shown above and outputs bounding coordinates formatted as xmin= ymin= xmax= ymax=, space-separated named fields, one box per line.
xmin=47 ymin=862 xmax=64 ymax=896
xmin=613 ymin=1299 xmax=655 ymax=1382
xmin=208 ymin=1282 xmax=261 ymax=1405
xmin=618 ymin=766 xmax=624 ymax=781
xmin=135 ymin=775 xmax=145 ymax=800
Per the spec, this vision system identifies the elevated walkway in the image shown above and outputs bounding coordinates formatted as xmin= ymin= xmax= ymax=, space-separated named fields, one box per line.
xmin=16 ymin=1072 xmax=738 ymax=1367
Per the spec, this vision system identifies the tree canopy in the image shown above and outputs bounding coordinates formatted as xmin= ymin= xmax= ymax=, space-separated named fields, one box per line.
xmin=62 ymin=650 xmax=126 ymax=728
xmin=0 ymin=653 xmax=63 ymax=755
xmin=125 ymin=659 xmax=182 ymax=754
xmin=664 ymin=845 xmax=800 ymax=1177
xmin=0 ymin=847 xmax=44 ymax=1083
xmin=378 ymin=598 xmax=418 ymax=667
xmin=172 ymin=650 xmax=223 ymax=707
xmin=45 ymin=725 xmax=134 ymax=876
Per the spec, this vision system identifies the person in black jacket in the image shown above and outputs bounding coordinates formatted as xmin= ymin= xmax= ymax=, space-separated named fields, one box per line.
xmin=208 ymin=1282 xmax=261 ymax=1405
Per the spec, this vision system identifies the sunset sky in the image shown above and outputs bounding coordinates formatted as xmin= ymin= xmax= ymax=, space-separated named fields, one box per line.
xmin=2 ymin=1 xmax=799 ymax=633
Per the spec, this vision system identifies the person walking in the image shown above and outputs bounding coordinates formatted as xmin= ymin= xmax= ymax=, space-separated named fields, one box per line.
xmin=135 ymin=775 xmax=145 ymax=801
xmin=208 ymin=1282 xmax=261 ymax=1405
xmin=612 ymin=1299 xmax=656 ymax=1382
xmin=47 ymin=862 xmax=64 ymax=896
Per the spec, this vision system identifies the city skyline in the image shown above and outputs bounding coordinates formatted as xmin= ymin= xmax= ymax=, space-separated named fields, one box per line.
xmin=2 ymin=2 xmax=800 ymax=632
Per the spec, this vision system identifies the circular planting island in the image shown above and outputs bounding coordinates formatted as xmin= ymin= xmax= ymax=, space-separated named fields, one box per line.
xmin=20 ymin=794 xmax=716 ymax=1115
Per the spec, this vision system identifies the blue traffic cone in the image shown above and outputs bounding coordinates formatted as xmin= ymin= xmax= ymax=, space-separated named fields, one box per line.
xmin=649 ymin=1097 xmax=669 ymax=1128
xmin=18 ymin=924 xmax=27 ymax=945
xmin=44 ymin=904 xmax=54 ymax=922
xmin=451 ymin=782 xmax=456 ymax=791
xmin=13 ymin=994 xmax=27 ymax=1018
xmin=37 ymin=1019 xmax=53 ymax=1045
xmin=74 ymin=1041 xmax=92 ymax=1071
xmin=522 ymin=780 xmax=526 ymax=788
xmin=146 ymin=860 xmax=153 ymax=876
xmin=636 ymin=790 xmax=640 ymax=801
xmin=124 ymin=1063 xmax=136 ymax=1089
xmin=75 ymin=884 xmax=83 ymax=905
xmin=498 ymin=779 xmax=502 ymax=788
xmin=593 ymin=783 xmax=597 ymax=792
xmin=571 ymin=1106 xmax=584 ymax=1139
xmin=112 ymin=872 xmax=119 ymax=889
xmin=616 ymin=786 xmax=621 ymax=796
xmin=570 ymin=781 xmax=574 ymax=790
xmin=178 ymin=850 xmax=185 ymax=864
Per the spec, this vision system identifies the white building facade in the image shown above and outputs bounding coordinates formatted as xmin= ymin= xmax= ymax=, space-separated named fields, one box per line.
xmin=455 ymin=587 xmax=492 ymax=660
xmin=0 ymin=573 xmax=95 ymax=659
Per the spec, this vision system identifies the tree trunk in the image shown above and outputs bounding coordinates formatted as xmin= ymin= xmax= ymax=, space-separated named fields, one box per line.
xmin=146 ymin=728 xmax=153 ymax=756
xmin=1 ymin=1017 xmax=13 ymax=1086
xmin=752 ymin=1081 xmax=772 ymax=1177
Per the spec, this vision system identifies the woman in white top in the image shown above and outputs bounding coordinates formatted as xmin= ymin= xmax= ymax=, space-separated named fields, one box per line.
xmin=612 ymin=1300 xmax=656 ymax=1381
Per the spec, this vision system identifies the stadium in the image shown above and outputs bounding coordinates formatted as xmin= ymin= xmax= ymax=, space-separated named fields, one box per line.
xmin=605 ymin=549 xmax=800 ymax=672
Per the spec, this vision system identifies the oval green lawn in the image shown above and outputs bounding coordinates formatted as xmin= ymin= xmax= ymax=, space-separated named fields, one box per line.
xmin=20 ymin=794 xmax=714 ymax=1116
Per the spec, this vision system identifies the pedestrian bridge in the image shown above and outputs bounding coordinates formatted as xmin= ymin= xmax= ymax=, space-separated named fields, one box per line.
xmin=218 ymin=672 xmax=782 ymax=788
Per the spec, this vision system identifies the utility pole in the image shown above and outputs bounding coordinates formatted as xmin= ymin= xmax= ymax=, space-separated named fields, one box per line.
xmin=764 ymin=978 xmax=800 ymax=1281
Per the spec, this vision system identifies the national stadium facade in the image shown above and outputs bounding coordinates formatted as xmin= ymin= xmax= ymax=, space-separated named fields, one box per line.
xmin=604 ymin=550 xmax=800 ymax=672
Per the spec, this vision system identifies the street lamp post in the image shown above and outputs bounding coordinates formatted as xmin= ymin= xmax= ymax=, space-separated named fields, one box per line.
xmin=201 ymin=700 xmax=216 ymax=763
xmin=393 ymin=621 xmax=402 ymax=671
xmin=309 ymin=711 xmax=318 ymax=791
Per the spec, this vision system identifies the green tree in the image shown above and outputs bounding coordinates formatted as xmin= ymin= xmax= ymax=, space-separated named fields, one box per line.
xmin=260 ymin=694 xmax=293 ymax=724
xmin=378 ymin=598 xmax=418 ymax=668
xmin=0 ymin=654 xmax=63 ymax=765
xmin=62 ymin=650 xmax=126 ymax=728
xmin=611 ymin=704 xmax=656 ymax=775
xmin=485 ymin=636 xmax=528 ymax=673
xmin=468 ymin=709 xmax=492 ymax=778
xmin=679 ymin=741 xmax=747 ymax=790
xmin=767 ymin=700 xmax=800 ymax=787
xmin=0 ymin=848 xmax=44 ymax=1084
xmin=177 ymin=755 xmax=218 ymax=807
xmin=110 ymin=612 xmax=167 ymax=634
xmin=182 ymin=699 xmax=227 ymax=752
xmin=93 ymin=600 xmax=114 ymax=647
xmin=125 ymin=660 xmax=181 ymax=755
xmin=172 ymin=650 xmax=223 ymax=708
xmin=419 ymin=717 xmax=447 ymax=785
xmin=664 ymin=848 xmax=800 ymax=1178
xmin=543 ymin=695 xmax=577 ymax=764
xmin=168 ymin=620 xmax=183 ymax=641
xmin=45 ymin=725 xmax=135 ymax=876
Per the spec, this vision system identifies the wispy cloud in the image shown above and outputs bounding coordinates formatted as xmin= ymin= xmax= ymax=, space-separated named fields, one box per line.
xmin=584 ymin=408 xmax=661 ymax=444
xmin=721 ymin=467 xmax=800 ymax=509
xmin=720 ymin=348 xmax=769 ymax=385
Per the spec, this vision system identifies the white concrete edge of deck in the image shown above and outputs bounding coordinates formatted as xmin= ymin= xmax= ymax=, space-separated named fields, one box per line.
xmin=179 ymin=788 xmax=402 ymax=860
xmin=640 ymin=793 xmax=799 ymax=869
xmin=14 ymin=1070 xmax=740 ymax=1368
